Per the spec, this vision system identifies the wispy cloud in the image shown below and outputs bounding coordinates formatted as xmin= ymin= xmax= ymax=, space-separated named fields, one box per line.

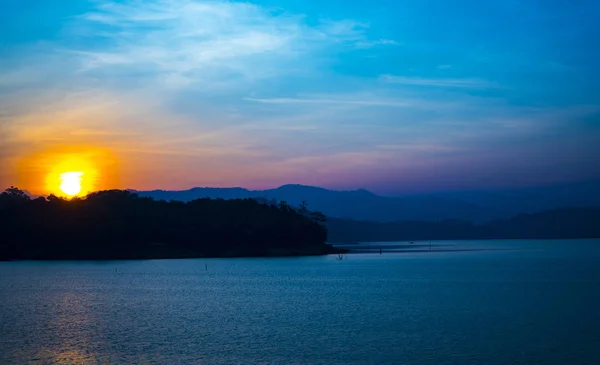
xmin=243 ymin=89 xmax=480 ymax=112
xmin=2 ymin=0 xmax=385 ymax=92
xmin=315 ymin=20 xmax=399 ymax=49
xmin=244 ymin=96 xmax=416 ymax=108
xmin=66 ymin=1 xmax=387 ymax=89
xmin=355 ymin=39 xmax=401 ymax=48
xmin=316 ymin=19 xmax=367 ymax=40
xmin=379 ymin=74 xmax=500 ymax=89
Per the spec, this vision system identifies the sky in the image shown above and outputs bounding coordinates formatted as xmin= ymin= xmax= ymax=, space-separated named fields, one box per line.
xmin=1 ymin=0 xmax=599 ymax=195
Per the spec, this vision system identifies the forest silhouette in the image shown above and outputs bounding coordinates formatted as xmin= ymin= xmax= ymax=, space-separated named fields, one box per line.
xmin=0 ymin=187 xmax=336 ymax=260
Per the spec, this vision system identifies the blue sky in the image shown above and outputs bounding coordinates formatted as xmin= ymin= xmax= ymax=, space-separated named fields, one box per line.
xmin=1 ymin=0 xmax=599 ymax=194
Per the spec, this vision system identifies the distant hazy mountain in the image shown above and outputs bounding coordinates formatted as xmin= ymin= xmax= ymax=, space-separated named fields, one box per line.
xmin=426 ymin=180 xmax=600 ymax=217
xmin=137 ymin=180 xmax=600 ymax=223
xmin=327 ymin=206 xmax=600 ymax=242
xmin=137 ymin=184 xmax=495 ymax=222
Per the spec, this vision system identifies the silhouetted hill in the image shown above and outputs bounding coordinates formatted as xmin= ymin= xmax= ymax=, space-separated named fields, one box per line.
xmin=3 ymin=186 xmax=597 ymax=260
xmin=0 ymin=187 xmax=339 ymax=261
xmin=137 ymin=180 xmax=600 ymax=222
xmin=327 ymin=206 xmax=600 ymax=242
xmin=137 ymin=184 xmax=496 ymax=222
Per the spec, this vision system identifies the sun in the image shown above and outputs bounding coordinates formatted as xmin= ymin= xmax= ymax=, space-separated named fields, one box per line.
xmin=59 ymin=172 xmax=84 ymax=197
xmin=42 ymin=151 xmax=102 ymax=197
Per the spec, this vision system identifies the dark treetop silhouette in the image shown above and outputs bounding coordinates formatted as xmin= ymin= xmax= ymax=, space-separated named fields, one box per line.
xmin=0 ymin=187 xmax=337 ymax=261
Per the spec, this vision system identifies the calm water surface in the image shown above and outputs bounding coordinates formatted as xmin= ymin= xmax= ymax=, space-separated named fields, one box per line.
xmin=1 ymin=239 xmax=600 ymax=364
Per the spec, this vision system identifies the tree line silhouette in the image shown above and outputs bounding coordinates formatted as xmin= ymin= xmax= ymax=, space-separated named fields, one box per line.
xmin=327 ymin=206 xmax=600 ymax=242
xmin=0 ymin=187 xmax=335 ymax=260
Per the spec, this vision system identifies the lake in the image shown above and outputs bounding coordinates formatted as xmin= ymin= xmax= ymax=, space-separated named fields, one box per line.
xmin=1 ymin=239 xmax=599 ymax=364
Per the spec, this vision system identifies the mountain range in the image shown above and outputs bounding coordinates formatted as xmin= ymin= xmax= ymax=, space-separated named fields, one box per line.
xmin=137 ymin=180 xmax=600 ymax=222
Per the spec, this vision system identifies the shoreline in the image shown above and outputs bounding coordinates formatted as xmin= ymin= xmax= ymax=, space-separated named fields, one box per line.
xmin=0 ymin=245 xmax=348 ymax=262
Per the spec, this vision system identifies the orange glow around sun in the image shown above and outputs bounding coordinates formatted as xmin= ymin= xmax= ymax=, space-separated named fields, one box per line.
xmin=45 ymin=154 xmax=99 ymax=197
xmin=17 ymin=146 xmax=120 ymax=198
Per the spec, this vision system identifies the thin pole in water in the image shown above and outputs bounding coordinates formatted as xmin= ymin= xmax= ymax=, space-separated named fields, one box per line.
xmin=205 ymin=264 xmax=208 ymax=271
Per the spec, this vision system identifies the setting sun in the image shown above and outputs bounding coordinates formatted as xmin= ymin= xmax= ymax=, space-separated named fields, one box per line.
xmin=59 ymin=172 xmax=84 ymax=197
xmin=14 ymin=146 xmax=119 ymax=197
xmin=44 ymin=154 xmax=98 ymax=198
